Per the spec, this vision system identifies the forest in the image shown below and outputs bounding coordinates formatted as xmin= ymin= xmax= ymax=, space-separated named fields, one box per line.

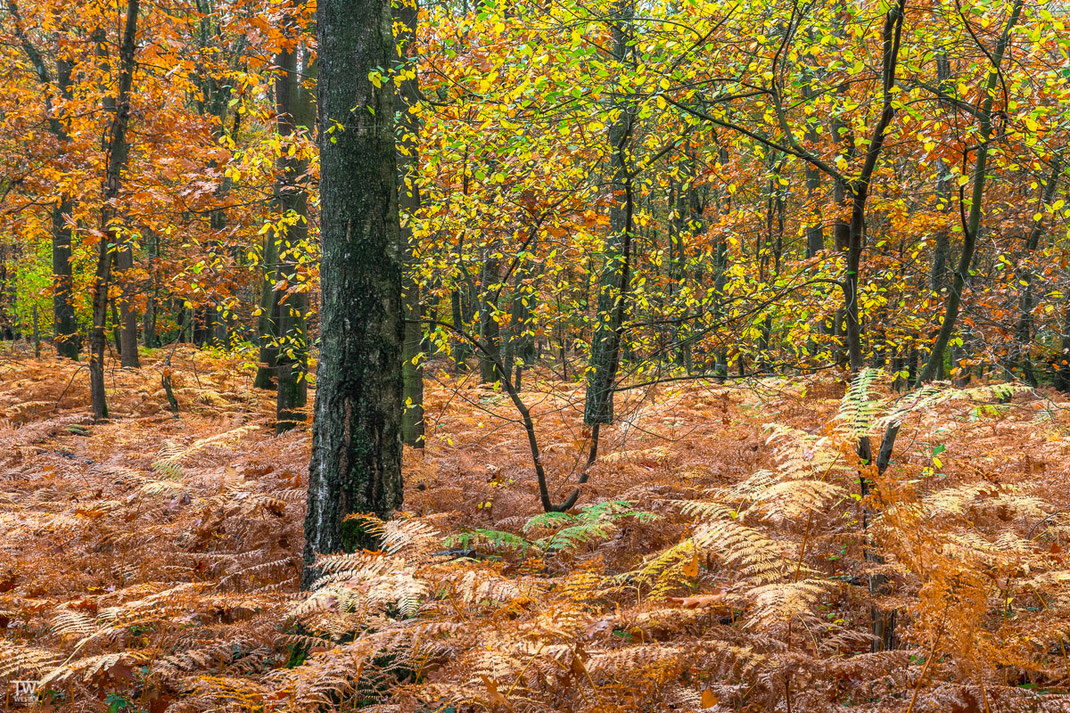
xmin=2 ymin=0 xmax=1070 ymax=709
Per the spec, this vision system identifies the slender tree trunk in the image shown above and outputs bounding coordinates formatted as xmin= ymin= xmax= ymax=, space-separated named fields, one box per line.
xmin=304 ymin=0 xmax=404 ymax=586
xmin=584 ymin=0 xmax=635 ymax=426
xmin=273 ymin=25 xmax=314 ymax=433
xmin=504 ymin=230 xmax=537 ymax=390
xmin=801 ymin=63 xmax=825 ymax=258
xmin=53 ymin=58 xmax=79 ymax=360
xmin=89 ymin=5 xmax=138 ymax=421
xmin=397 ymin=0 xmax=424 ymax=445
xmin=142 ymin=229 xmax=158 ymax=347
xmin=915 ymin=0 xmax=1022 ymax=386
xmin=6 ymin=6 xmax=81 ymax=359
xmin=253 ymin=227 xmax=281 ymax=388
xmin=52 ymin=196 xmax=79 ymax=359
xmin=252 ymin=44 xmax=281 ymax=389
xmin=450 ymin=288 xmax=471 ymax=369
xmin=116 ymin=242 xmax=140 ymax=367
xmin=479 ymin=252 xmax=502 ymax=383
xmin=1013 ymin=156 xmax=1062 ymax=385
xmin=871 ymin=0 xmax=1024 ymax=651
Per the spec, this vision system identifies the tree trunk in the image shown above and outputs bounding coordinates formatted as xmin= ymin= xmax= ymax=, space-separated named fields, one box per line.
xmin=584 ymin=0 xmax=635 ymax=426
xmin=89 ymin=6 xmax=138 ymax=421
xmin=6 ymin=7 xmax=81 ymax=359
xmin=801 ymin=63 xmax=825 ymax=258
xmin=116 ymin=242 xmax=140 ymax=367
xmin=478 ymin=252 xmax=501 ymax=384
xmin=252 ymin=39 xmax=282 ymax=390
xmin=450 ymin=288 xmax=471 ymax=369
xmin=1054 ymin=298 xmax=1070 ymax=392
xmin=1013 ymin=156 xmax=1062 ymax=385
xmin=253 ymin=225 xmax=281 ymax=388
xmin=397 ymin=0 xmax=424 ymax=446
xmin=914 ymin=0 xmax=1022 ymax=386
xmin=273 ymin=24 xmax=314 ymax=434
xmin=143 ymin=229 xmax=158 ymax=347
xmin=52 ymin=195 xmax=79 ymax=359
xmin=871 ymin=0 xmax=1024 ymax=652
xmin=304 ymin=0 xmax=404 ymax=586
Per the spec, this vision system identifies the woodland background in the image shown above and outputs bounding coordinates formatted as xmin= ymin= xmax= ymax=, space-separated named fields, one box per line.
xmin=2 ymin=0 xmax=1070 ymax=710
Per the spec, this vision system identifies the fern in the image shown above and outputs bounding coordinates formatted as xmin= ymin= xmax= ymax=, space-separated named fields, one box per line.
xmin=835 ymin=367 xmax=884 ymax=439
xmin=446 ymin=500 xmax=659 ymax=558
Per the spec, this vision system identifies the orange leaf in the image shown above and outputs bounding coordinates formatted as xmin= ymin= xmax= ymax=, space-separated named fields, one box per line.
xmin=480 ymin=674 xmax=513 ymax=712
xmin=683 ymin=553 xmax=700 ymax=579
xmin=667 ymin=591 xmax=728 ymax=611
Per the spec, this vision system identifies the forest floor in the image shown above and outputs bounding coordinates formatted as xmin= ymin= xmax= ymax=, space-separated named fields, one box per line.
xmin=3 ymin=347 xmax=1070 ymax=712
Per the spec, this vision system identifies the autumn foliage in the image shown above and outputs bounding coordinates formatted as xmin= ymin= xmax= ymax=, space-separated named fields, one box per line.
xmin=3 ymin=0 xmax=1070 ymax=709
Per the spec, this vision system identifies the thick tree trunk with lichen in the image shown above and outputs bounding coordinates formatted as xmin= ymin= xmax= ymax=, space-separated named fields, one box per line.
xmin=303 ymin=0 xmax=404 ymax=587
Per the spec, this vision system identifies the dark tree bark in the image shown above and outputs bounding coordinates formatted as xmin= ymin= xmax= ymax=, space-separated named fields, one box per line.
xmin=397 ymin=0 xmax=424 ymax=446
xmin=914 ymin=0 xmax=1022 ymax=387
xmin=7 ymin=3 xmax=80 ymax=359
xmin=93 ymin=22 xmax=140 ymax=369
xmin=450 ymin=288 xmax=471 ymax=369
xmin=1013 ymin=156 xmax=1062 ymax=385
xmin=252 ymin=20 xmax=283 ymax=390
xmin=142 ymin=229 xmax=158 ymax=347
xmin=800 ymin=63 xmax=824 ymax=258
xmin=52 ymin=194 xmax=79 ymax=359
xmin=116 ymin=242 xmax=140 ymax=367
xmin=253 ymin=223 xmax=281 ymax=388
xmin=52 ymin=59 xmax=79 ymax=360
xmin=273 ymin=23 xmax=314 ymax=434
xmin=870 ymin=0 xmax=1024 ymax=651
xmin=303 ymin=0 xmax=404 ymax=587
xmin=478 ymin=251 xmax=502 ymax=383
xmin=584 ymin=0 xmax=635 ymax=426
xmin=89 ymin=4 xmax=138 ymax=421
xmin=1055 ymin=300 xmax=1070 ymax=392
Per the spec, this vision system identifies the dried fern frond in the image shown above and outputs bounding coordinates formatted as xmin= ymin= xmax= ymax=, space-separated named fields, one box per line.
xmin=0 ymin=642 xmax=62 ymax=678
xmin=743 ymin=579 xmax=832 ymax=630
xmin=694 ymin=519 xmax=788 ymax=586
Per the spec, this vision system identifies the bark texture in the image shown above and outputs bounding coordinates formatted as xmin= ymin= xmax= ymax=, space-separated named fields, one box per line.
xmin=89 ymin=5 xmax=138 ymax=421
xmin=397 ymin=0 xmax=424 ymax=446
xmin=303 ymin=0 xmax=404 ymax=587
xmin=584 ymin=0 xmax=635 ymax=426
xmin=273 ymin=31 xmax=314 ymax=433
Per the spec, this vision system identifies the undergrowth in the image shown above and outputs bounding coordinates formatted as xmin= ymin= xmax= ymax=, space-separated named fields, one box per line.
xmin=2 ymin=351 xmax=1070 ymax=711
